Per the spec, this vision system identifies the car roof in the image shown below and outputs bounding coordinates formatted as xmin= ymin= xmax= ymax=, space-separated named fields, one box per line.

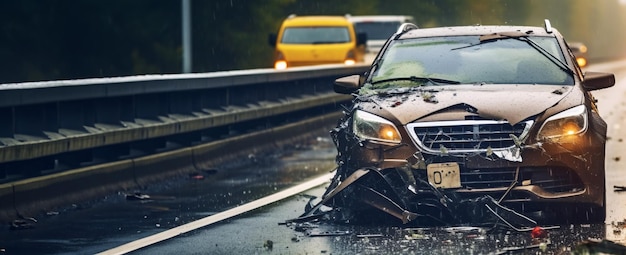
xmin=399 ymin=25 xmax=560 ymax=39
xmin=348 ymin=15 xmax=414 ymax=22
xmin=282 ymin=15 xmax=352 ymax=26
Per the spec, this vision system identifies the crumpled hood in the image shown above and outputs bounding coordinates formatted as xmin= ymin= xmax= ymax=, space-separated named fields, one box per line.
xmin=366 ymin=85 xmax=574 ymax=125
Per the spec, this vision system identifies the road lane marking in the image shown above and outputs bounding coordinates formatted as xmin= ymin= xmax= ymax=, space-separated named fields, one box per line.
xmin=97 ymin=172 xmax=334 ymax=255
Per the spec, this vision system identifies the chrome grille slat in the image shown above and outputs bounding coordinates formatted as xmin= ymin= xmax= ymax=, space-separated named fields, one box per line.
xmin=407 ymin=120 xmax=533 ymax=153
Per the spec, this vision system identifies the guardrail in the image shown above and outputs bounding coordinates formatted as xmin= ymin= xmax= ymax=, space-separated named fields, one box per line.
xmin=0 ymin=64 xmax=369 ymax=182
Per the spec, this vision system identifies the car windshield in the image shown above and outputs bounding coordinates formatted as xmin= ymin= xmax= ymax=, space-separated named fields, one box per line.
xmin=281 ymin=26 xmax=350 ymax=44
xmin=354 ymin=21 xmax=402 ymax=40
xmin=369 ymin=35 xmax=574 ymax=88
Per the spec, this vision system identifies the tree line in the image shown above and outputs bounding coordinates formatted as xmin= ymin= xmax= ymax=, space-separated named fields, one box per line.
xmin=0 ymin=0 xmax=622 ymax=83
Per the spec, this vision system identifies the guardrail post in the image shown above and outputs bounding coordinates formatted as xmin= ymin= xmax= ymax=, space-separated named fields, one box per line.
xmin=14 ymin=103 xmax=57 ymax=141
xmin=59 ymin=100 xmax=91 ymax=134
xmin=0 ymin=107 xmax=12 ymax=144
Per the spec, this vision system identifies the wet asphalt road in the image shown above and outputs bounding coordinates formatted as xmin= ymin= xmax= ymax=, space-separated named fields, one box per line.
xmin=1 ymin=61 xmax=626 ymax=254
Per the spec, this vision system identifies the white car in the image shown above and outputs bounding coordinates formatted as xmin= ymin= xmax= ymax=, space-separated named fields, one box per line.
xmin=348 ymin=15 xmax=415 ymax=63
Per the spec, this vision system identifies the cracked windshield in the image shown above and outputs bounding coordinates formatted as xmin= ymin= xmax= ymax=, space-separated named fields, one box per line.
xmin=1 ymin=1 xmax=626 ymax=254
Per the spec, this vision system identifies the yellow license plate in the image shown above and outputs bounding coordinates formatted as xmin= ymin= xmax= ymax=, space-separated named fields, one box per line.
xmin=427 ymin=162 xmax=461 ymax=189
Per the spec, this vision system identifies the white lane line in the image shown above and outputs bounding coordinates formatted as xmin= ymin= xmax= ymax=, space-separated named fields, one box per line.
xmin=97 ymin=172 xmax=334 ymax=255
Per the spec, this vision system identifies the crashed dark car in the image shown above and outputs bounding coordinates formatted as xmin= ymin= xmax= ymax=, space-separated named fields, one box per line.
xmin=300 ymin=21 xmax=615 ymax=226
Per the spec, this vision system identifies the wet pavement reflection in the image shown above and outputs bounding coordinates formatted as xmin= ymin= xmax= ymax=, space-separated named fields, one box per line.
xmin=0 ymin=134 xmax=338 ymax=254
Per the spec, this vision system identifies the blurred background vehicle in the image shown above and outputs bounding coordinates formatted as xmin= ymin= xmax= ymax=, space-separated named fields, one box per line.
xmin=568 ymin=41 xmax=588 ymax=68
xmin=348 ymin=15 xmax=415 ymax=63
xmin=268 ymin=14 xmax=366 ymax=69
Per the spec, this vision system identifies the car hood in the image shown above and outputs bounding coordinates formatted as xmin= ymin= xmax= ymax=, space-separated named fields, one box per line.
xmin=363 ymin=85 xmax=574 ymax=125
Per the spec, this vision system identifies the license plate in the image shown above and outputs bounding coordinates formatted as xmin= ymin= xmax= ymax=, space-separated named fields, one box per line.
xmin=427 ymin=162 xmax=461 ymax=189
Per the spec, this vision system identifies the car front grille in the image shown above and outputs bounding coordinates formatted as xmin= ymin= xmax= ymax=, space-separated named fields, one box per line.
xmin=407 ymin=120 xmax=533 ymax=153
xmin=460 ymin=166 xmax=585 ymax=192
xmin=412 ymin=166 xmax=585 ymax=193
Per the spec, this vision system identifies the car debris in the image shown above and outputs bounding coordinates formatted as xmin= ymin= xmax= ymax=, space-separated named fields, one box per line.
xmin=125 ymin=192 xmax=151 ymax=201
xmin=357 ymin=233 xmax=385 ymax=238
xmin=9 ymin=216 xmax=37 ymax=230
xmin=305 ymin=20 xmax=614 ymax=228
xmin=189 ymin=172 xmax=205 ymax=180
xmin=306 ymin=229 xmax=351 ymax=237
xmin=263 ymin=239 xmax=273 ymax=250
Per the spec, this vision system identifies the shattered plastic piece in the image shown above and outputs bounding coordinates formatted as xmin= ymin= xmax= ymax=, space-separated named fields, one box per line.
xmin=486 ymin=146 xmax=493 ymax=157
xmin=439 ymin=144 xmax=449 ymax=155
xmin=357 ymin=234 xmax=384 ymax=238
xmin=421 ymin=91 xmax=438 ymax=103
xmin=493 ymin=147 xmax=522 ymax=162
xmin=190 ymin=173 xmax=205 ymax=180
xmin=306 ymin=230 xmax=351 ymax=237
xmin=9 ymin=217 xmax=37 ymax=230
xmin=509 ymin=134 xmax=522 ymax=147
xmin=552 ymin=87 xmax=566 ymax=95
xmin=126 ymin=192 xmax=151 ymax=201
xmin=263 ymin=240 xmax=273 ymax=250
xmin=531 ymin=226 xmax=547 ymax=239
xmin=538 ymin=242 xmax=548 ymax=252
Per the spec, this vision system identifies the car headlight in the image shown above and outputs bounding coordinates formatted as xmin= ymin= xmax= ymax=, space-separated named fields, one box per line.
xmin=353 ymin=110 xmax=401 ymax=143
xmin=537 ymin=105 xmax=588 ymax=140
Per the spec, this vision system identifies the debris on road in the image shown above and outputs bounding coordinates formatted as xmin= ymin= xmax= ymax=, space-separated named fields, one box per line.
xmin=125 ymin=192 xmax=151 ymax=201
xmin=9 ymin=216 xmax=37 ymax=230
xmin=531 ymin=226 xmax=547 ymax=239
xmin=263 ymin=240 xmax=273 ymax=250
xmin=306 ymin=230 xmax=351 ymax=237
xmin=189 ymin=173 xmax=205 ymax=180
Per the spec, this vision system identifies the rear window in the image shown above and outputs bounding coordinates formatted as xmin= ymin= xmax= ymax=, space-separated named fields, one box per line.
xmin=354 ymin=21 xmax=402 ymax=40
xmin=281 ymin=27 xmax=350 ymax=44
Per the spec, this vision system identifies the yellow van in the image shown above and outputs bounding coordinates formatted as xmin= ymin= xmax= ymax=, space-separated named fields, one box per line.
xmin=268 ymin=15 xmax=366 ymax=69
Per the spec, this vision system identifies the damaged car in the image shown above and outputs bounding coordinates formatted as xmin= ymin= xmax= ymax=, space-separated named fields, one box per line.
xmin=301 ymin=20 xmax=615 ymax=226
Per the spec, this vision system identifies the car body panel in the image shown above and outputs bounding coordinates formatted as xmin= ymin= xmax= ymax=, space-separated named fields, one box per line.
xmin=360 ymin=85 xmax=573 ymax=125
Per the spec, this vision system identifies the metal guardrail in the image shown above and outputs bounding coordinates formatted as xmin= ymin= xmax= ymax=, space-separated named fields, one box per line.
xmin=0 ymin=64 xmax=369 ymax=181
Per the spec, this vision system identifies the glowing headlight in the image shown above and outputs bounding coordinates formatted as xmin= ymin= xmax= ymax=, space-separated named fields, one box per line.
xmin=274 ymin=60 xmax=287 ymax=70
xmin=537 ymin=105 xmax=588 ymax=140
xmin=353 ymin=110 xmax=401 ymax=143
xmin=344 ymin=59 xmax=356 ymax=65
xmin=576 ymin=57 xmax=587 ymax=68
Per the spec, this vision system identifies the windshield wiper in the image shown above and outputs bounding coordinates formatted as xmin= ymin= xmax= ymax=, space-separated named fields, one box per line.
xmin=371 ymin=76 xmax=461 ymax=85
xmin=517 ymin=37 xmax=574 ymax=75
xmin=451 ymin=31 xmax=529 ymax=51
xmin=452 ymin=32 xmax=574 ymax=75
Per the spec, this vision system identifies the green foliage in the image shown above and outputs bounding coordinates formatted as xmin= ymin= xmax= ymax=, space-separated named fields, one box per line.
xmin=0 ymin=0 xmax=624 ymax=83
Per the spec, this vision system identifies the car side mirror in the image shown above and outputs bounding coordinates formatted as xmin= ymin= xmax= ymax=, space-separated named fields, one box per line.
xmin=582 ymin=71 xmax=615 ymax=91
xmin=356 ymin=33 xmax=367 ymax=46
xmin=334 ymin=75 xmax=361 ymax=94
xmin=268 ymin=34 xmax=277 ymax=47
